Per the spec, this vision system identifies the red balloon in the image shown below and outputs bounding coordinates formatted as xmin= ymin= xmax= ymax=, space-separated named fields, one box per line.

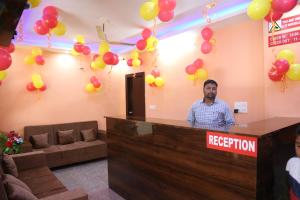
xmin=82 ymin=46 xmax=91 ymax=55
xmin=93 ymin=80 xmax=101 ymax=88
xmin=0 ymin=43 xmax=15 ymax=53
xmin=43 ymin=6 xmax=58 ymax=17
xmin=264 ymin=10 xmax=283 ymax=22
xmin=34 ymin=20 xmax=49 ymax=35
xmin=0 ymin=48 xmax=12 ymax=70
xmin=201 ymin=41 xmax=213 ymax=54
xmin=158 ymin=10 xmax=174 ymax=22
xmin=185 ymin=64 xmax=197 ymax=75
xmin=39 ymin=84 xmax=47 ymax=91
xmin=149 ymin=82 xmax=157 ymax=87
xmin=74 ymin=42 xmax=84 ymax=53
xmin=272 ymin=0 xmax=297 ymax=13
xmin=42 ymin=14 xmax=58 ymax=29
xmin=127 ymin=59 xmax=133 ymax=67
xmin=193 ymin=58 xmax=203 ymax=69
xmin=136 ymin=39 xmax=147 ymax=50
xmin=112 ymin=54 xmax=119 ymax=65
xmin=103 ymin=52 xmax=114 ymax=65
xmin=151 ymin=69 xmax=160 ymax=78
xmin=142 ymin=28 xmax=152 ymax=39
xmin=159 ymin=0 xmax=176 ymax=11
xmin=26 ymin=82 xmax=36 ymax=91
xmin=268 ymin=68 xmax=283 ymax=81
xmin=35 ymin=55 xmax=45 ymax=65
xmin=90 ymin=76 xmax=98 ymax=83
xmin=274 ymin=59 xmax=290 ymax=74
xmin=201 ymin=26 xmax=213 ymax=41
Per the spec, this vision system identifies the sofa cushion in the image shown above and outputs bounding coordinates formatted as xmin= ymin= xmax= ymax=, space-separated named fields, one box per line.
xmin=2 ymin=154 xmax=18 ymax=177
xmin=30 ymin=133 xmax=49 ymax=149
xmin=57 ymin=130 xmax=74 ymax=145
xmin=4 ymin=181 xmax=38 ymax=200
xmin=3 ymin=174 xmax=31 ymax=192
xmin=81 ymin=129 xmax=97 ymax=142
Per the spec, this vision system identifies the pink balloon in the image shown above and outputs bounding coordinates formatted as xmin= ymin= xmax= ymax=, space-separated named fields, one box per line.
xmin=193 ymin=58 xmax=203 ymax=69
xmin=34 ymin=20 xmax=49 ymax=35
xmin=268 ymin=68 xmax=283 ymax=81
xmin=136 ymin=39 xmax=147 ymax=51
xmin=201 ymin=26 xmax=213 ymax=41
xmin=264 ymin=10 xmax=283 ymax=22
xmin=103 ymin=52 xmax=114 ymax=65
xmin=43 ymin=6 xmax=58 ymax=17
xmin=39 ymin=84 xmax=47 ymax=91
xmin=35 ymin=55 xmax=45 ymax=65
xmin=158 ymin=10 xmax=174 ymax=22
xmin=272 ymin=0 xmax=297 ymax=13
xmin=74 ymin=42 xmax=84 ymax=53
xmin=0 ymin=48 xmax=12 ymax=70
xmin=185 ymin=64 xmax=197 ymax=75
xmin=26 ymin=82 xmax=36 ymax=91
xmin=201 ymin=41 xmax=213 ymax=54
xmin=42 ymin=14 xmax=58 ymax=29
xmin=274 ymin=59 xmax=290 ymax=74
xmin=82 ymin=46 xmax=91 ymax=55
xmin=142 ymin=28 xmax=152 ymax=39
xmin=159 ymin=0 xmax=176 ymax=11
xmin=93 ymin=80 xmax=101 ymax=88
xmin=151 ymin=69 xmax=160 ymax=78
xmin=127 ymin=59 xmax=133 ymax=67
xmin=90 ymin=76 xmax=98 ymax=83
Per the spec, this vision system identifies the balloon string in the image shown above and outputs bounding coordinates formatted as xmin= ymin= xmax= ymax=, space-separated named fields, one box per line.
xmin=47 ymin=33 xmax=52 ymax=48
xmin=280 ymin=75 xmax=287 ymax=93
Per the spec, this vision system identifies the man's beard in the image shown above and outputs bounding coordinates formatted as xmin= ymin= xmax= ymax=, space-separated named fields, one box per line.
xmin=205 ymin=93 xmax=216 ymax=100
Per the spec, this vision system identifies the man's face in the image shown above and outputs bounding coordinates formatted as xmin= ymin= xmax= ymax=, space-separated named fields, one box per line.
xmin=295 ymin=135 xmax=300 ymax=157
xmin=203 ymin=83 xmax=217 ymax=100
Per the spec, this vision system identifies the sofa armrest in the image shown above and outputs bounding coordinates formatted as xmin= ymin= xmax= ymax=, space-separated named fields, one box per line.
xmin=97 ymin=129 xmax=107 ymax=141
xmin=12 ymin=151 xmax=47 ymax=171
xmin=39 ymin=188 xmax=88 ymax=200
xmin=20 ymin=142 xmax=32 ymax=153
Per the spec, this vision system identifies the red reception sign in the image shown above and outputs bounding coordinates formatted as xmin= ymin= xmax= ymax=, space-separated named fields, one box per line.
xmin=268 ymin=30 xmax=300 ymax=47
xmin=206 ymin=131 xmax=258 ymax=157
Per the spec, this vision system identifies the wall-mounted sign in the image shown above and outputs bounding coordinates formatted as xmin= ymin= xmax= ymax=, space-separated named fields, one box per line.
xmin=206 ymin=131 xmax=258 ymax=157
xmin=269 ymin=14 xmax=300 ymax=33
xmin=268 ymin=30 xmax=300 ymax=47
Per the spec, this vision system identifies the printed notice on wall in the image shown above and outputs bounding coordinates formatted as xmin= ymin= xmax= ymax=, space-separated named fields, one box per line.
xmin=206 ymin=131 xmax=258 ymax=157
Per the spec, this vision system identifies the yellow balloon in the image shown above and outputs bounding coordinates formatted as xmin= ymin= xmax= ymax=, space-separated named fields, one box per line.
xmin=94 ymin=57 xmax=106 ymax=69
xmin=145 ymin=74 xmax=155 ymax=84
xmin=155 ymin=77 xmax=165 ymax=87
xmin=74 ymin=35 xmax=85 ymax=44
xmin=90 ymin=62 xmax=98 ymax=70
xmin=187 ymin=74 xmax=196 ymax=81
xmin=150 ymin=0 xmax=158 ymax=3
xmin=32 ymin=47 xmax=42 ymax=56
xmin=99 ymin=41 xmax=110 ymax=55
xmin=146 ymin=36 xmax=159 ymax=52
xmin=195 ymin=69 xmax=208 ymax=80
xmin=31 ymin=74 xmax=41 ymax=82
xmin=85 ymin=83 xmax=95 ymax=93
xmin=33 ymin=80 xmax=44 ymax=89
xmin=132 ymin=59 xmax=141 ymax=67
xmin=286 ymin=64 xmax=300 ymax=81
xmin=140 ymin=2 xmax=159 ymax=21
xmin=51 ymin=22 xmax=66 ymax=36
xmin=247 ymin=0 xmax=271 ymax=20
xmin=0 ymin=71 xmax=7 ymax=81
xmin=27 ymin=0 xmax=41 ymax=8
xmin=24 ymin=55 xmax=35 ymax=65
xmin=276 ymin=49 xmax=296 ymax=65
xmin=71 ymin=48 xmax=80 ymax=56
xmin=131 ymin=50 xmax=139 ymax=59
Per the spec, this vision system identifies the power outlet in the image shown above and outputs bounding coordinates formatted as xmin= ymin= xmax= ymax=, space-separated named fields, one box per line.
xmin=149 ymin=105 xmax=157 ymax=110
xmin=234 ymin=102 xmax=248 ymax=113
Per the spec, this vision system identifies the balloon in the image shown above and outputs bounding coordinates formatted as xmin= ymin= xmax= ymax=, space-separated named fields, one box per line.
xmin=154 ymin=77 xmax=165 ymax=87
xmin=39 ymin=84 xmax=47 ymax=91
xmin=145 ymin=75 xmax=155 ymax=84
xmin=26 ymin=82 xmax=36 ymax=91
xmin=127 ymin=59 xmax=133 ymax=66
xmin=85 ymin=83 xmax=95 ymax=93
xmin=193 ymin=58 xmax=203 ymax=69
xmin=151 ymin=69 xmax=160 ymax=77
xmin=42 ymin=14 xmax=58 ymax=29
xmin=136 ymin=39 xmax=147 ymax=51
xmin=32 ymin=47 xmax=43 ymax=56
xmin=74 ymin=42 xmax=84 ymax=53
xmin=187 ymin=74 xmax=196 ymax=81
xmin=0 ymin=49 xmax=12 ymax=70
xmin=264 ymin=10 xmax=283 ymax=22
xmin=34 ymin=20 xmax=49 ymax=35
xmin=276 ymin=49 xmax=295 ymax=65
xmin=146 ymin=36 xmax=159 ymax=51
xmin=90 ymin=76 xmax=97 ymax=83
xmin=0 ymin=70 xmax=7 ymax=81
xmin=247 ymin=0 xmax=271 ymax=20
xmin=74 ymin=35 xmax=85 ymax=44
xmin=94 ymin=57 xmax=106 ymax=69
xmin=274 ymin=59 xmax=289 ymax=74
xmin=82 ymin=46 xmax=91 ymax=55
xmin=158 ymin=10 xmax=174 ymax=22
xmin=131 ymin=50 xmax=139 ymax=59
xmin=0 ymin=81 xmax=2 ymax=86
xmin=159 ymin=0 xmax=176 ymax=11
xmin=201 ymin=41 xmax=213 ymax=54
xmin=185 ymin=64 xmax=197 ymax=75
xmin=272 ymin=0 xmax=297 ymax=13
xmin=99 ymin=41 xmax=110 ymax=54
xmin=43 ymin=6 xmax=58 ymax=17
xmin=195 ymin=69 xmax=208 ymax=80
xmin=93 ymin=54 xmax=99 ymax=61
xmin=140 ymin=2 xmax=159 ymax=21
xmin=201 ymin=27 xmax=213 ymax=41
xmin=149 ymin=83 xmax=157 ymax=87
xmin=24 ymin=55 xmax=35 ymax=65
xmin=33 ymin=80 xmax=44 ymax=89
xmin=92 ymin=80 xmax=101 ymax=88
xmin=35 ymin=55 xmax=45 ymax=65
xmin=112 ymin=54 xmax=119 ymax=65
xmin=268 ymin=68 xmax=283 ymax=81
xmin=142 ymin=28 xmax=152 ymax=39
xmin=71 ymin=48 xmax=80 ymax=56
xmin=27 ymin=0 xmax=41 ymax=8
xmin=103 ymin=52 xmax=114 ymax=65
xmin=132 ymin=59 xmax=141 ymax=67
xmin=0 ymin=43 xmax=15 ymax=53
xmin=51 ymin=22 xmax=66 ymax=36
xmin=31 ymin=74 xmax=41 ymax=82
xmin=286 ymin=64 xmax=300 ymax=81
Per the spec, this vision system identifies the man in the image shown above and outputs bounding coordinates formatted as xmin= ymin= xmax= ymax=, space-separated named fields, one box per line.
xmin=187 ymin=79 xmax=234 ymax=126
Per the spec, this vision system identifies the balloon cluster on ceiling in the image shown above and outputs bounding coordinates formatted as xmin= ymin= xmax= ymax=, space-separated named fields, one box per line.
xmin=24 ymin=47 xmax=45 ymax=65
xmin=0 ymin=43 xmax=15 ymax=85
xmin=185 ymin=59 xmax=208 ymax=81
xmin=85 ymin=76 xmax=102 ymax=93
xmin=71 ymin=35 xmax=91 ymax=56
xmin=26 ymin=73 xmax=47 ymax=92
xmin=200 ymin=27 xmax=215 ymax=55
xmin=140 ymin=0 xmax=176 ymax=22
xmin=145 ymin=69 xmax=165 ymax=88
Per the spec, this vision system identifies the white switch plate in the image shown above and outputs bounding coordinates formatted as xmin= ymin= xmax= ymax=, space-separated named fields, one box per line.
xmin=149 ymin=105 xmax=157 ymax=110
xmin=234 ymin=102 xmax=248 ymax=113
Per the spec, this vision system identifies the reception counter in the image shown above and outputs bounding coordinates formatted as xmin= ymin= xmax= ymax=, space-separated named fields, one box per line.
xmin=106 ymin=116 xmax=300 ymax=200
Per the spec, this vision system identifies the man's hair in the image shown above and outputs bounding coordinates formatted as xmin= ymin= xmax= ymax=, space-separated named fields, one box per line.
xmin=297 ymin=126 xmax=300 ymax=136
xmin=203 ymin=79 xmax=218 ymax=88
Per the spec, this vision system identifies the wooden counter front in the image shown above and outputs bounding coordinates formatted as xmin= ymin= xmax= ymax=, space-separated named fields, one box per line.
xmin=106 ymin=117 xmax=300 ymax=200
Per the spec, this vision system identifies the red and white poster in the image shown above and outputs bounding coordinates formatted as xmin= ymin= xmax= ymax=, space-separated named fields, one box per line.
xmin=206 ymin=131 xmax=258 ymax=157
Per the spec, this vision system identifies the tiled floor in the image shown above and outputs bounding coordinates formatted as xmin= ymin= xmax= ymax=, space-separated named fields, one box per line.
xmin=53 ymin=159 xmax=124 ymax=200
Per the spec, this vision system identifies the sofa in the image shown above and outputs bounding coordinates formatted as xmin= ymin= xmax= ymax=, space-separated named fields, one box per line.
xmin=23 ymin=121 xmax=107 ymax=168
xmin=0 ymin=151 xmax=88 ymax=200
